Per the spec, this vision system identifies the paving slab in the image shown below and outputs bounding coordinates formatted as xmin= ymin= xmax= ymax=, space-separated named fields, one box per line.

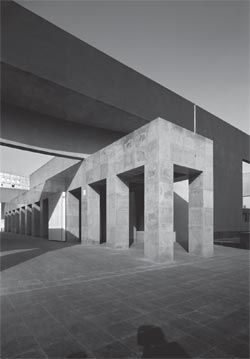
xmin=0 ymin=233 xmax=249 ymax=358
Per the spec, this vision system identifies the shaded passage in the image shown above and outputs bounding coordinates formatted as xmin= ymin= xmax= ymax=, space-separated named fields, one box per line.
xmin=0 ymin=233 xmax=78 ymax=271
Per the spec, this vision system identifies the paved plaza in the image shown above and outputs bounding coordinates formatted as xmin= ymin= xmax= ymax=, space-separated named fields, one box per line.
xmin=0 ymin=233 xmax=249 ymax=358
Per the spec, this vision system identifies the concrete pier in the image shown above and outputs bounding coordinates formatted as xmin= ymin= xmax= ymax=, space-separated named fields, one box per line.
xmin=31 ymin=202 xmax=40 ymax=237
xmin=25 ymin=205 xmax=32 ymax=236
xmin=107 ymin=175 xmax=129 ymax=249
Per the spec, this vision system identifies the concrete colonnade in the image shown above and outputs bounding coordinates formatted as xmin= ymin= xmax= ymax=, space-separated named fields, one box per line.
xmin=82 ymin=118 xmax=214 ymax=262
xmin=4 ymin=192 xmax=67 ymax=242
xmin=4 ymin=119 xmax=214 ymax=263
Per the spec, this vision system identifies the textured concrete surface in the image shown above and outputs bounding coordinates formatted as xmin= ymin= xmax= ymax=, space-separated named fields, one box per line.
xmin=2 ymin=1 xmax=193 ymax=133
xmin=83 ymin=118 xmax=213 ymax=262
xmin=6 ymin=119 xmax=213 ymax=262
xmin=196 ymin=107 xmax=249 ymax=234
xmin=1 ymin=233 xmax=249 ymax=358
xmin=31 ymin=203 xmax=40 ymax=237
xmin=2 ymin=1 xmax=250 ymax=239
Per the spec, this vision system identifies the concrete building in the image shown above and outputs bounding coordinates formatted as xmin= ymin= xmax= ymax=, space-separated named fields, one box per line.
xmin=1 ymin=1 xmax=249 ymax=261
xmin=0 ymin=172 xmax=30 ymax=190
xmin=0 ymin=172 xmax=30 ymax=231
xmin=4 ymin=119 xmax=214 ymax=262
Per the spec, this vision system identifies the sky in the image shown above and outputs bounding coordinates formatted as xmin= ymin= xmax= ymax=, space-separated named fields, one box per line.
xmin=0 ymin=147 xmax=53 ymax=177
xmin=1 ymin=0 xmax=249 ymax=177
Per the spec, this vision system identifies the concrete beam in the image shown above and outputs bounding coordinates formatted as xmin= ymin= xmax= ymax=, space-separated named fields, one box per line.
xmin=1 ymin=1 xmax=194 ymax=133
xmin=1 ymin=103 xmax=123 ymax=158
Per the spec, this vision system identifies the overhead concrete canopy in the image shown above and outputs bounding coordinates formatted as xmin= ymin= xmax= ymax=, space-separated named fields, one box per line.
xmin=2 ymin=63 xmax=146 ymax=134
xmin=1 ymin=0 xmax=194 ymax=137
xmin=1 ymin=0 xmax=249 ymax=238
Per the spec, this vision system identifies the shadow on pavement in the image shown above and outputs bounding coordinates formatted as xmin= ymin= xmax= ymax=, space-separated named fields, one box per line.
xmin=137 ymin=325 xmax=190 ymax=358
xmin=67 ymin=352 xmax=87 ymax=358
xmin=0 ymin=233 xmax=79 ymax=271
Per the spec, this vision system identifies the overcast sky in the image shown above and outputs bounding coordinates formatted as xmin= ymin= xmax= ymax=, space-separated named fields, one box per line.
xmin=1 ymin=0 xmax=249 ymax=177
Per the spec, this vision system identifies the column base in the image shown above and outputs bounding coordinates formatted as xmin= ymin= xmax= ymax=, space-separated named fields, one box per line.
xmin=144 ymin=230 xmax=174 ymax=263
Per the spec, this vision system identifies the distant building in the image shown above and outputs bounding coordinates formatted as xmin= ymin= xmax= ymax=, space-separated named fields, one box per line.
xmin=0 ymin=172 xmax=30 ymax=190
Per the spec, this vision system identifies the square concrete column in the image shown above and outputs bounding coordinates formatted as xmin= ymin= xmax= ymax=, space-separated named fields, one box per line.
xmin=86 ymin=185 xmax=100 ymax=244
xmin=39 ymin=200 xmax=44 ymax=238
xmin=40 ymin=199 xmax=49 ymax=239
xmin=48 ymin=192 xmax=66 ymax=241
xmin=13 ymin=211 xmax=16 ymax=232
xmin=10 ymin=211 xmax=14 ymax=232
xmin=107 ymin=175 xmax=129 ymax=249
xmin=31 ymin=202 xmax=40 ymax=237
xmin=189 ymin=171 xmax=214 ymax=257
xmin=19 ymin=208 xmax=22 ymax=233
xmin=15 ymin=210 xmax=20 ymax=233
xmin=4 ymin=214 xmax=6 ymax=232
xmin=81 ymin=188 xmax=88 ymax=242
xmin=40 ymin=199 xmax=47 ymax=238
xmin=20 ymin=207 xmax=25 ymax=235
xmin=25 ymin=205 xmax=32 ymax=235
xmin=8 ymin=214 xmax=11 ymax=232
xmin=4 ymin=214 xmax=8 ymax=232
xmin=12 ymin=211 xmax=15 ymax=232
xmin=145 ymin=159 xmax=174 ymax=262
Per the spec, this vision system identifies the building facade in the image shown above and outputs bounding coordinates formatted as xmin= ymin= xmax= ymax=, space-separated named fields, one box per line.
xmin=4 ymin=119 xmax=214 ymax=262
xmin=1 ymin=1 xmax=249 ymax=260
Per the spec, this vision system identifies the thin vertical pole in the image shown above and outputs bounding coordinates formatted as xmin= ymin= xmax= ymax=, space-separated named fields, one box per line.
xmin=194 ymin=104 xmax=196 ymax=134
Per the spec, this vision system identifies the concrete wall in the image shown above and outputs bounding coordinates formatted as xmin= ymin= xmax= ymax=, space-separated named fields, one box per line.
xmin=3 ymin=157 xmax=85 ymax=241
xmin=4 ymin=177 xmax=66 ymax=211
xmin=30 ymin=157 xmax=81 ymax=188
xmin=0 ymin=188 xmax=28 ymax=203
xmin=196 ymin=107 xmax=250 ymax=233
xmin=3 ymin=159 xmax=85 ymax=213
